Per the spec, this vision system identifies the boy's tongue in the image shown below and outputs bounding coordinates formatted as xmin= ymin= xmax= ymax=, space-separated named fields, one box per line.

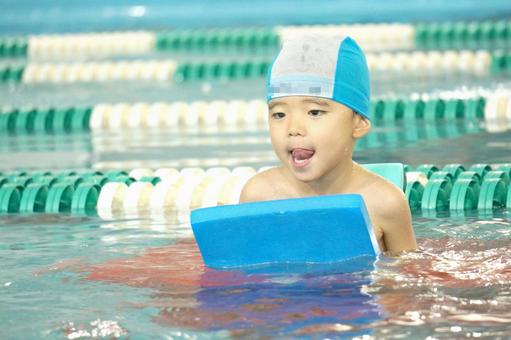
xmin=291 ymin=148 xmax=314 ymax=161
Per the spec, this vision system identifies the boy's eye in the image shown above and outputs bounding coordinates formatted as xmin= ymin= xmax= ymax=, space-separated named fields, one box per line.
xmin=271 ymin=112 xmax=286 ymax=119
xmin=308 ymin=110 xmax=326 ymax=117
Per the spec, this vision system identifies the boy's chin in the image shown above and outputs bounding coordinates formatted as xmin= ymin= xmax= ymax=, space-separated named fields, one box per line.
xmin=289 ymin=167 xmax=321 ymax=183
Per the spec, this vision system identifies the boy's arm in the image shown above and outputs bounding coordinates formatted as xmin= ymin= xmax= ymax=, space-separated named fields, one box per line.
xmin=377 ymin=191 xmax=417 ymax=253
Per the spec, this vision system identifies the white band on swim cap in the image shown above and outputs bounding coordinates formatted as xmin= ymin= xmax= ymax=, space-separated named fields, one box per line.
xmin=267 ymin=35 xmax=371 ymax=119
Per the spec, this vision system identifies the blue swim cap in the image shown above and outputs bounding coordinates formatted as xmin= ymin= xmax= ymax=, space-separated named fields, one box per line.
xmin=266 ymin=35 xmax=371 ymax=119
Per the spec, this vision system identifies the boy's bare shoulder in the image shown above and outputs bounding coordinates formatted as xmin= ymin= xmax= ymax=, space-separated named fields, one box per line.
xmin=356 ymin=166 xmax=416 ymax=252
xmin=357 ymin=168 xmax=409 ymax=217
xmin=239 ymin=167 xmax=285 ymax=203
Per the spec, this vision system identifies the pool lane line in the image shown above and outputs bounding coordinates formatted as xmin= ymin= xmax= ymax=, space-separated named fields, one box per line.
xmin=1 ymin=20 xmax=510 ymax=59
xmin=2 ymin=49 xmax=510 ymax=85
xmin=0 ymin=96 xmax=488 ymax=134
xmin=0 ymin=163 xmax=510 ymax=215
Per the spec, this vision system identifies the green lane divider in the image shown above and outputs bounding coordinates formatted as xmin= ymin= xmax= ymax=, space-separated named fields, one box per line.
xmin=19 ymin=183 xmax=48 ymax=213
xmin=0 ymin=107 xmax=18 ymax=134
xmin=109 ymin=175 xmax=136 ymax=185
xmin=406 ymin=180 xmax=424 ymax=212
xmin=378 ymin=97 xmax=485 ymax=124
xmin=156 ymin=28 xmax=279 ymax=52
xmin=174 ymin=54 xmax=509 ymax=82
xmin=0 ymin=37 xmax=28 ymax=58
xmin=430 ymin=171 xmax=454 ymax=187
xmin=469 ymin=163 xmax=492 ymax=179
xmin=60 ymin=176 xmax=84 ymax=189
xmin=491 ymin=51 xmax=511 ymax=74
xmin=458 ymin=171 xmax=482 ymax=185
xmin=415 ymin=20 xmax=511 ymax=48
xmin=478 ymin=177 xmax=508 ymax=210
xmin=71 ymin=183 xmax=100 ymax=214
xmin=32 ymin=175 xmax=59 ymax=187
xmin=449 ymin=177 xmax=480 ymax=211
xmin=3 ymin=50 xmax=510 ymax=84
xmin=173 ymin=60 xmax=271 ymax=82
xmin=0 ymin=184 xmax=22 ymax=213
xmin=0 ymin=164 xmax=509 ymax=215
xmin=0 ymin=97 xmax=487 ymax=136
xmin=495 ymin=164 xmax=511 ymax=181
xmin=485 ymin=170 xmax=510 ymax=185
xmin=415 ymin=164 xmax=440 ymax=178
xmin=0 ymin=106 xmax=92 ymax=134
xmin=139 ymin=176 xmax=161 ymax=185
xmin=15 ymin=107 xmax=37 ymax=134
xmin=442 ymin=164 xmax=465 ymax=179
xmin=104 ymin=170 xmax=128 ymax=179
xmin=2 ymin=20 xmax=510 ymax=60
xmin=45 ymin=183 xmax=75 ymax=213
xmin=0 ymin=65 xmax=24 ymax=82
xmin=421 ymin=177 xmax=452 ymax=211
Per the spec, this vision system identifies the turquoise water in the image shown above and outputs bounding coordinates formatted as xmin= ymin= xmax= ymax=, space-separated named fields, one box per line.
xmin=3 ymin=0 xmax=511 ymax=34
xmin=1 ymin=210 xmax=510 ymax=338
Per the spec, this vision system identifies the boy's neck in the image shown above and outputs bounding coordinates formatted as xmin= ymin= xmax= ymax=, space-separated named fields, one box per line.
xmin=287 ymin=159 xmax=356 ymax=196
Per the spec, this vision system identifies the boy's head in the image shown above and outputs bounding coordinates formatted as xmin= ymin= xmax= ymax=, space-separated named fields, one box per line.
xmin=265 ymin=35 xmax=371 ymax=182
xmin=266 ymin=34 xmax=370 ymax=119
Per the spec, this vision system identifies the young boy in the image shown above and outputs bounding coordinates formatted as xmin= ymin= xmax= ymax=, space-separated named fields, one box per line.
xmin=240 ymin=35 xmax=417 ymax=253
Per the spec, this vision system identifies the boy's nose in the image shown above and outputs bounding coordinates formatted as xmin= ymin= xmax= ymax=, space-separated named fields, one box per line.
xmin=287 ymin=116 xmax=305 ymax=137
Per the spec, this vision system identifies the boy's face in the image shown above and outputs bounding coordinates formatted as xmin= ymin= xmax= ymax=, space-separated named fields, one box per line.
xmin=268 ymin=96 xmax=369 ymax=182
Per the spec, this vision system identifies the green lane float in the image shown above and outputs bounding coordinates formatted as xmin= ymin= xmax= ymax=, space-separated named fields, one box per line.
xmin=415 ymin=20 xmax=511 ymax=49
xmin=415 ymin=164 xmax=440 ymax=178
xmin=485 ymin=170 xmax=510 ymax=185
xmin=19 ymin=184 xmax=48 ymax=213
xmin=60 ymin=175 xmax=84 ymax=189
xmin=469 ymin=163 xmax=492 ymax=178
xmin=0 ymin=37 xmax=28 ymax=57
xmin=449 ymin=178 xmax=480 ymax=211
xmin=421 ymin=177 xmax=452 ymax=211
xmin=108 ymin=175 xmax=135 ymax=185
xmin=0 ymin=184 xmax=22 ymax=213
xmin=405 ymin=180 xmax=424 ymax=212
xmin=31 ymin=175 xmax=59 ymax=187
xmin=457 ymin=171 xmax=482 ymax=185
xmin=139 ymin=176 xmax=162 ymax=185
xmin=71 ymin=183 xmax=101 ymax=214
xmin=424 ymin=99 xmax=445 ymax=122
xmin=15 ymin=107 xmax=37 ymax=134
xmin=0 ymin=106 xmax=92 ymax=135
xmin=33 ymin=108 xmax=55 ymax=134
xmin=0 ymin=108 xmax=17 ymax=134
xmin=0 ymin=65 xmax=24 ymax=82
xmin=507 ymin=185 xmax=511 ymax=209
xmin=45 ymin=183 xmax=75 ymax=213
xmin=442 ymin=164 xmax=466 ymax=179
xmin=477 ymin=177 xmax=508 ymax=210
xmin=495 ymin=164 xmax=511 ymax=182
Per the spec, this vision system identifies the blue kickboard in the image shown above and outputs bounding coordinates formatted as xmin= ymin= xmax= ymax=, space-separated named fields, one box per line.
xmin=190 ymin=194 xmax=380 ymax=269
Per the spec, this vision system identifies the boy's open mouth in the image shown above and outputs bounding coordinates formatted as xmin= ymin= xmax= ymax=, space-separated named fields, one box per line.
xmin=290 ymin=148 xmax=315 ymax=168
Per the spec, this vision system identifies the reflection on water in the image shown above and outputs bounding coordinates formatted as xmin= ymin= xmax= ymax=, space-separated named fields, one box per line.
xmin=4 ymin=118 xmax=510 ymax=171
xmin=0 ymin=211 xmax=510 ymax=338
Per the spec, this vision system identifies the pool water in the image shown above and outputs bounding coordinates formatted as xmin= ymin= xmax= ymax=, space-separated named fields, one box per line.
xmin=1 ymin=210 xmax=510 ymax=338
xmin=2 ymin=1 xmax=511 ymax=338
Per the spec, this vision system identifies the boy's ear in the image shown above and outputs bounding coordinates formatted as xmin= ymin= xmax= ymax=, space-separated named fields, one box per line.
xmin=352 ymin=113 xmax=371 ymax=139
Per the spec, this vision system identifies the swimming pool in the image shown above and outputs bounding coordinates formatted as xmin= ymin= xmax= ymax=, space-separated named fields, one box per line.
xmin=1 ymin=1 xmax=511 ymax=339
